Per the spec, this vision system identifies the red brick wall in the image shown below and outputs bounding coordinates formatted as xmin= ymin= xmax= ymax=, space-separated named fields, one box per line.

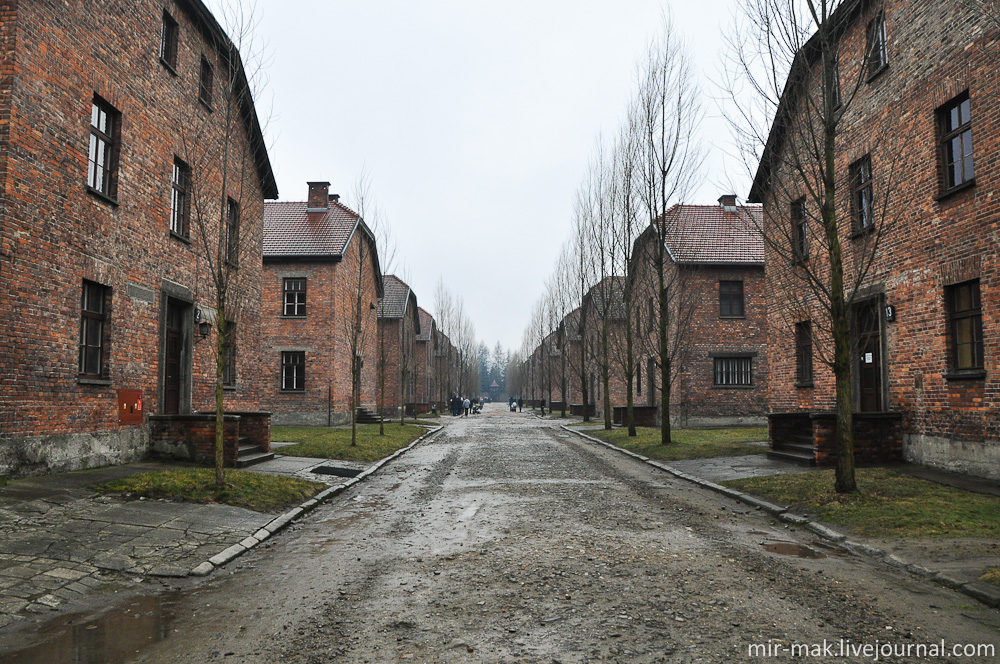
xmin=0 ymin=0 xmax=269 ymax=475
xmin=760 ymin=0 xmax=999 ymax=476
xmin=261 ymin=234 xmax=380 ymax=426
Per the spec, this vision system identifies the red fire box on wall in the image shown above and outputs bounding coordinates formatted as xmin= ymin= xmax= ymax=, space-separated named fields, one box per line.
xmin=118 ymin=389 xmax=143 ymax=425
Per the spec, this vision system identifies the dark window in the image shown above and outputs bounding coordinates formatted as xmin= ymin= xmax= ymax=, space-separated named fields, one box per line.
xmin=796 ymin=321 xmax=813 ymax=385
xmin=791 ymin=197 xmax=807 ymax=260
xmin=636 ymin=363 xmax=642 ymax=396
xmin=714 ymin=356 xmax=752 ymax=386
xmin=866 ymin=12 xmax=888 ymax=77
xmin=170 ymin=157 xmax=190 ymax=237
xmin=222 ymin=321 xmax=236 ymax=386
xmin=199 ymin=56 xmax=214 ymax=108
xmin=948 ymin=281 xmax=984 ymax=371
xmin=87 ymin=97 xmax=119 ymax=199
xmin=850 ymin=155 xmax=874 ymax=233
xmin=79 ymin=281 xmax=108 ymax=377
xmin=939 ymin=94 xmax=974 ymax=193
xmin=225 ymin=198 xmax=239 ymax=265
xmin=719 ymin=281 xmax=745 ymax=318
xmin=283 ymin=278 xmax=307 ymax=317
xmin=281 ymin=351 xmax=305 ymax=391
xmin=648 ymin=297 xmax=655 ymax=334
xmin=160 ymin=11 xmax=178 ymax=69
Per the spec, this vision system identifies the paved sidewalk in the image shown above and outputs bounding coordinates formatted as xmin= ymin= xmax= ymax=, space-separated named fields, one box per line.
xmin=0 ymin=436 xmax=424 ymax=630
xmin=564 ymin=424 xmax=1000 ymax=611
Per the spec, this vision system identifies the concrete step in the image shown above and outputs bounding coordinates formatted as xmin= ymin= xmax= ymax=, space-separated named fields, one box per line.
xmin=235 ymin=451 xmax=275 ymax=468
xmin=766 ymin=449 xmax=816 ymax=466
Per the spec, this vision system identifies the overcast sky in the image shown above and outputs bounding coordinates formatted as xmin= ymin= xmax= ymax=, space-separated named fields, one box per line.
xmin=228 ymin=0 xmax=744 ymax=354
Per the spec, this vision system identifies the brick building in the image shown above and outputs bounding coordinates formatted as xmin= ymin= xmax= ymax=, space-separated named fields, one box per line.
xmin=0 ymin=0 xmax=277 ymax=477
xmin=628 ymin=197 xmax=768 ymax=427
xmin=578 ymin=276 xmax=629 ymax=420
xmin=377 ymin=275 xmax=420 ymax=418
xmin=261 ymin=182 xmax=383 ymax=426
xmin=413 ymin=307 xmax=437 ymax=413
xmin=750 ymin=0 xmax=999 ymax=477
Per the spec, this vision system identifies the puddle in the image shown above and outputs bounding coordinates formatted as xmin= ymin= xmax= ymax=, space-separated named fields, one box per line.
xmin=2 ymin=592 xmax=182 ymax=664
xmin=761 ymin=540 xmax=827 ymax=559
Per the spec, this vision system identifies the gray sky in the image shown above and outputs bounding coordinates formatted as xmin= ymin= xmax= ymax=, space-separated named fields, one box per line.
xmin=236 ymin=0 xmax=743 ymax=353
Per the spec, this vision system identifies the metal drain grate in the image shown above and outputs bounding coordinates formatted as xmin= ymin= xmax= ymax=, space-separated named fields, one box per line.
xmin=311 ymin=466 xmax=362 ymax=478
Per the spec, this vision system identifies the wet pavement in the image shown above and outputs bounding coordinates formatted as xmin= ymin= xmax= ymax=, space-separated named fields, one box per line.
xmin=0 ymin=409 xmax=997 ymax=661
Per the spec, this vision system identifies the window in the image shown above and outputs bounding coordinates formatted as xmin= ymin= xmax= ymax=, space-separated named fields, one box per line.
xmin=170 ymin=158 xmax=190 ymax=237
xmin=648 ymin=297 xmax=656 ymax=334
xmin=636 ymin=363 xmax=642 ymax=396
xmin=87 ymin=97 xmax=119 ymax=199
xmin=850 ymin=155 xmax=874 ymax=233
xmin=719 ymin=281 xmax=745 ymax=318
xmin=283 ymin=278 xmax=307 ymax=317
xmin=939 ymin=94 xmax=974 ymax=193
xmin=866 ymin=12 xmax=888 ymax=77
xmin=948 ymin=281 xmax=983 ymax=371
xmin=225 ymin=198 xmax=239 ymax=265
xmin=791 ymin=197 xmax=807 ymax=261
xmin=79 ymin=281 xmax=108 ymax=377
xmin=160 ymin=11 xmax=178 ymax=70
xmin=796 ymin=321 xmax=813 ymax=385
xmin=222 ymin=322 xmax=236 ymax=386
xmin=281 ymin=351 xmax=305 ymax=391
xmin=714 ymin=356 xmax=752 ymax=387
xmin=199 ymin=56 xmax=214 ymax=108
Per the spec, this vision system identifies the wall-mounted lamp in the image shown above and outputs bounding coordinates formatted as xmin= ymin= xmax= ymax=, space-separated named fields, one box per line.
xmin=198 ymin=320 xmax=212 ymax=337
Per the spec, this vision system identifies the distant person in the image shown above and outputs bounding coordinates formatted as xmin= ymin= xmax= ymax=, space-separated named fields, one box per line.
xmin=540 ymin=398 xmax=546 ymax=416
xmin=517 ymin=397 xmax=523 ymax=412
xmin=463 ymin=397 xmax=471 ymax=417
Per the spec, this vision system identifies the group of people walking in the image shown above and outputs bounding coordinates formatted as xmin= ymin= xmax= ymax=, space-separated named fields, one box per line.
xmin=449 ymin=395 xmax=481 ymax=417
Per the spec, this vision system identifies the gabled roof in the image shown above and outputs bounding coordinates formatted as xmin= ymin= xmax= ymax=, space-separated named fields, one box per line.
xmin=180 ymin=0 xmax=277 ymax=199
xmin=584 ymin=276 xmax=626 ymax=320
xmin=561 ymin=307 xmax=582 ymax=342
xmin=263 ymin=200 xmax=363 ymax=258
xmin=416 ymin=307 xmax=435 ymax=342
xmin=659 ymin=204 xmax=764 ymax=265
xmin=377 ymin=275 xmax=411 ymax=318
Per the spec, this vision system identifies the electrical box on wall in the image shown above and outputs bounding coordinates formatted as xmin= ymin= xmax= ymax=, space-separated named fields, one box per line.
xmin=118 ymin=389 xmax=143 ymax=425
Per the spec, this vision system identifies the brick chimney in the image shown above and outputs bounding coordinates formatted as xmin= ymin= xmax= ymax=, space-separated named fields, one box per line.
xmin=718 ymin=194 xmax=738 ymax=211
xmin=307 ymin=181 xmax=330 ymax=212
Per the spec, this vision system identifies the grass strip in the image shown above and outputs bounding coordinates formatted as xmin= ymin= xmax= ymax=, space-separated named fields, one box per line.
xmin=723 ymin=467 xmax=1000 ymax=538
xmin=273 ymin=423 xmax=426 ymax=462
xmin=582 ymin=426 xmax=768 ymax=461
xmin=94 ymin=468 xmax=324 ymax=513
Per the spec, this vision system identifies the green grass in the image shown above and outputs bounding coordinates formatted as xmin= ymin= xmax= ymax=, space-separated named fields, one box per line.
xmin=583 ymin=426 xmax=768 ymax=461
xmin=723 ymin=467 xmax=1000 ymax=538
xmin=94 ymin=468 xmax=324 ymax=513
xmin=272 ymin=423 xmax=426 ymax=462
xmin=981 ymin=567 xmax=1000 ymax=586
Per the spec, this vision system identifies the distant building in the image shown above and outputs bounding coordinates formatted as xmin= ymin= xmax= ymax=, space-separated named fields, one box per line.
xmin=377 ymin=275 xmax=420 ymax=418
xmin=261 ymin=182 xmax=383 ymax=426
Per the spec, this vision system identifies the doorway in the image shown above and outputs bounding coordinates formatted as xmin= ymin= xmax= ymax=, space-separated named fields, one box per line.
xmin=855 ymin=299 xmax=883 ymax=412
xmin=163 ymin=299 xmax=189 ymax=415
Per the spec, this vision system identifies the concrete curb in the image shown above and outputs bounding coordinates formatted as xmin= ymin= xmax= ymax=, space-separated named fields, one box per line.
xmin=561 ymin=424 xmax=1000 ymax=610
xmin=190 ymin=424 xmax=444 ymax=576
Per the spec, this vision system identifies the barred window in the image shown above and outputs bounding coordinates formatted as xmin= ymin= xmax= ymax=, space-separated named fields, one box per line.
xmin=160 ymin=11 xmax=179 ymax=69
xmin=713 ymin=356 xmax=752 ymax=387
xmin=866 ymin=12 xmax=888 ymax=77
xmin=88 ymin=97 xmax=120 ymax=199
xmin=199 ymin=56 xmax=214 ymax=108
xmin=222 ymin=322 xmax=237 ymax=386
xmin=850 ymin=155 xmax=874 ymax=233
xmin=791 ymin=197 xmax=807 ymax=260
xmin=796 ymin=322 xmax=813 ymax=385
xmin=170 ymin=158 xmax=190 ymax=236
xmin=225 ymin=198 xmax=239 ymax=265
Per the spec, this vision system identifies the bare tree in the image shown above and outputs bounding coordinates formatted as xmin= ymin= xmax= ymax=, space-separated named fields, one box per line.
xmin=182 ymin=0 xmax=275 ymax=485
xmin=723 ymin=0 xmax=909 ymax=492
xmin=569 ymin=187 xmax=597 ymax=422
xmin=634 ymin=15 xmax=702 ymax=446
xmin=344 ymin=173 xmax=388 ymax=446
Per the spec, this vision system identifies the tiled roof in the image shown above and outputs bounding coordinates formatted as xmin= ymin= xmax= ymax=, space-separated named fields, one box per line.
xmin=263 ymin=200 xmax=361 ymax=257
xmin=416 ymin=307 xmax=435 ymax=342
xmin=587 ymin=276 xmax=626 ymax=319
xmin=562 ymin=307 xmax=582 ymax=342
xmin=377 ymin=274 xmax=412 ymax=319
xmin=659 ymin=205 xmax=764 ymax=264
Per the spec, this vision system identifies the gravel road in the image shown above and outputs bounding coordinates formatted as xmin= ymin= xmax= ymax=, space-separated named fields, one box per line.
xmin=115 ymin=406 xmax=1000 ymax=662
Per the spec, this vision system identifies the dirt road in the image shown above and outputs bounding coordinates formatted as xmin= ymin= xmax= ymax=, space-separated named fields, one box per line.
xmin=23 ymin=406 xmax=1000 ymax=662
